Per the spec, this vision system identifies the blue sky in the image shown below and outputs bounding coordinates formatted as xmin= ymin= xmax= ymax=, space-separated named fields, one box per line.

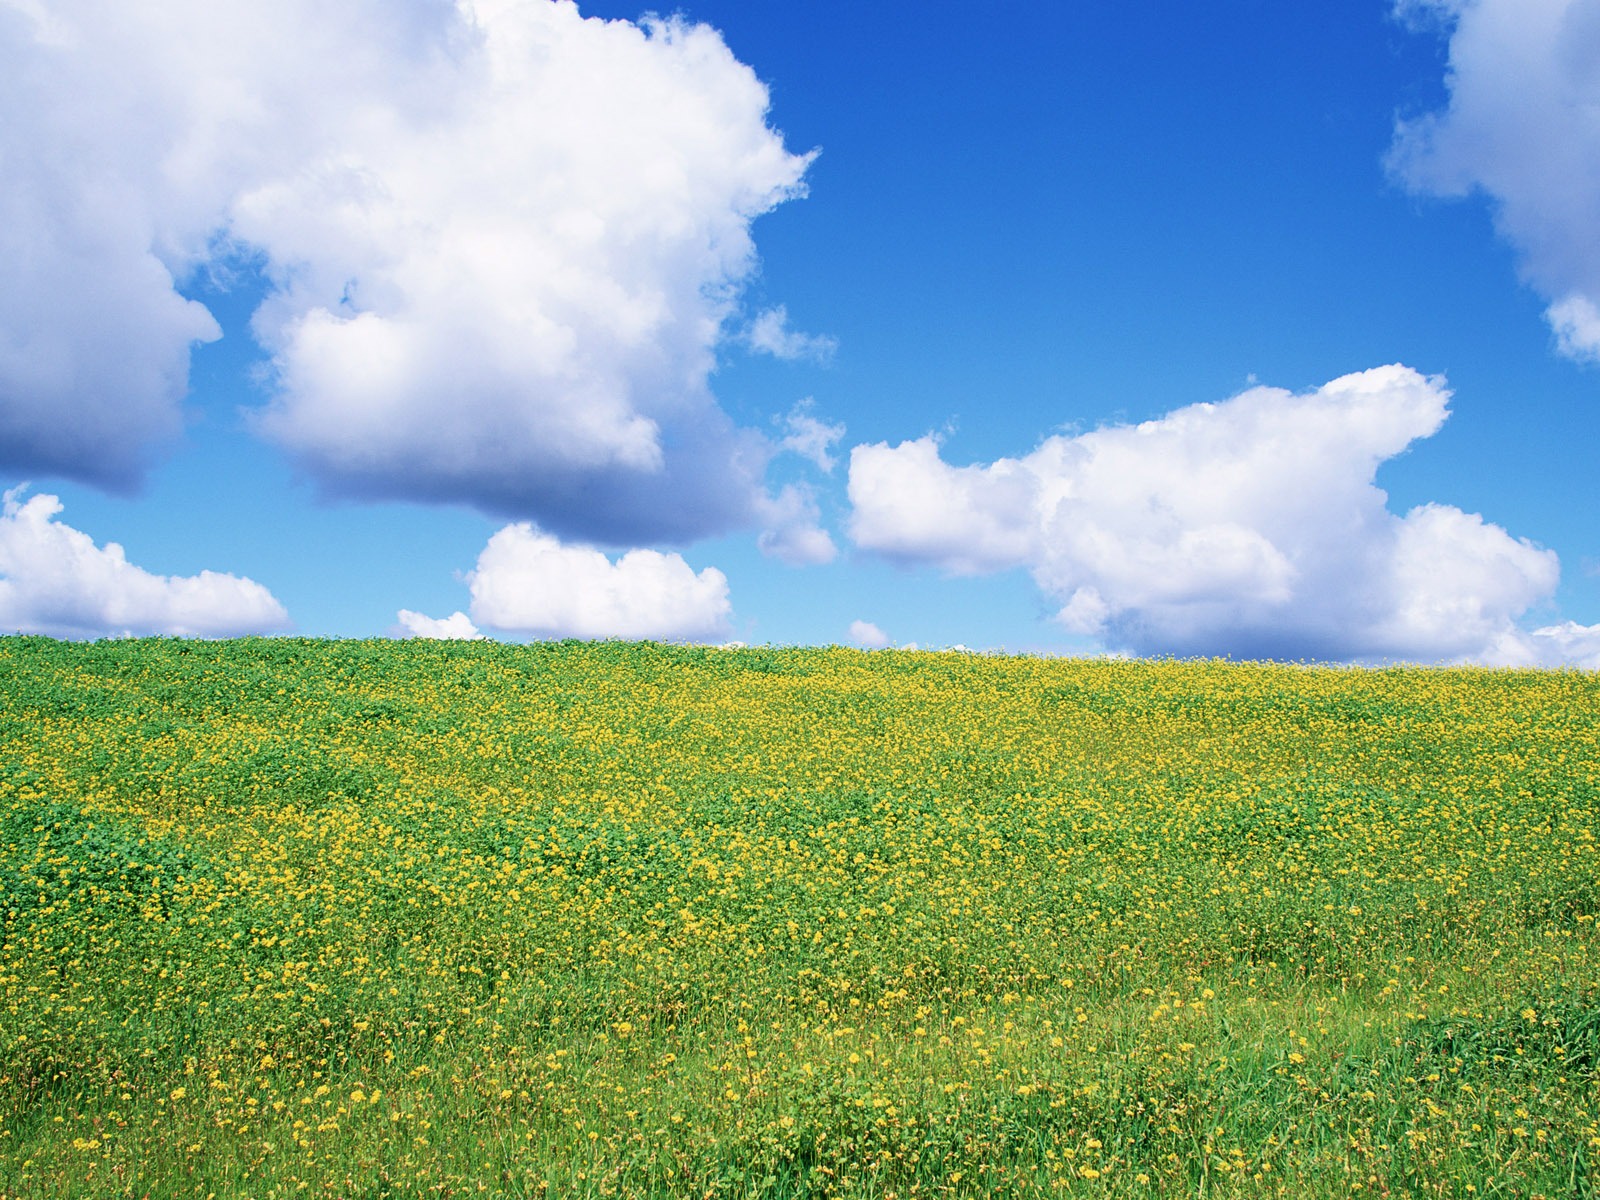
xmin=2 ymin=0 xmax=1597 ymax=664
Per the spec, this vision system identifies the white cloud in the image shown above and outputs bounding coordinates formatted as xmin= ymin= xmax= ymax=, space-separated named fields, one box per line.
xmin=1518 ymin=621 xmax=1600 ymax=669
xmin=465 ymin=523 xmax=731 ymax=641
xmin=778 ymin=398 xmax=845 ymax=472
xmin=848 ymin=619 xmax=891 ymax=649
xmin=394 ymin=609 xmax=480 ymax=640
xmin=1 ymin=0 xmax=814 ymax=543
xmin=1390 ymin=0 xmax=1600 ymax=363
xmin=757 ymin=523 xmax=837 ymax=567
xmin=1055 ymin=586 xmax=1110 ymax=636
xmin=1374 ymin=502 xmax=1559 ymax=662
xmin=746 ymin=305 xmax=837 ymax=363
xmin=1545 ymin=294 xmax=1600 ymax=364
xmin=0 ymin=486 xmax=289 ymax=638
xmin=847 ymin=436 xmax=1043 ymax=576
xmin=0 ymin=0 xmax=227 ymax=488
xmin=848 ymin=365 xmax=1572 ymax=664
xmin=0 ymin=0 xmax=455 ymax=489
xmin=755 ymin=483 xmax=836 ymax=566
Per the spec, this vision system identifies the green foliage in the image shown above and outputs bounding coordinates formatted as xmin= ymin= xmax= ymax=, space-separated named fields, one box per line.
xmin=0 ymin=637 xmax=1596 ymax=1197
xmin=0 ymin=794 xmax=209 ymax=921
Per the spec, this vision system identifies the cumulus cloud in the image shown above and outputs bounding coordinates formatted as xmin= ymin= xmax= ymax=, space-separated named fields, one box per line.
xmin=1390 ymin=0 xmax=1600 ymax=362
xmin=2 ymin=0 xmax=814 ymax=542
xmin=393 ymin=609 xmax=481 ymax=640
xmin=745 ymin=306 xmax=837 ymax=363
xmin=0 ymin=7 xmax=215 ymax=489
xmin=1513 ymin=621 xmax=1600 ymax=669
xmin=848 ymin=619 xmax=891 ymax=649
xmin=0 ymin=486 xmax=289 ymax=637
xmin=848 ymin=365 xmax=1571 ymax=664
xmin=847 ymin=437 xmax=1043 ymax=576
xmin=757 ymin=522 xmax=836 ymax=567
xmin=1546 ymin=294 xmax=1600 ymax=364
xmin=0 ymin=0 xmax=456 ymax=489
xmin=756 ymin=483 xmax=836 ymax=566
xmin=778 ymin=398 xmax=845 ymax=471
xmin=463 ymin=523 xmax=732 ymax=641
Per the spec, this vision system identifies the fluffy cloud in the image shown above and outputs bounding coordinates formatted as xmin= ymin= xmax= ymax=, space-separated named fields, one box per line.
xmin=756 ymin=484 xmax=836 ymax=566
xmin=0 ymin=486 xmax=289 ymax=638
xmin=1513 ymin=621 xmax=1600 ymax=669
xmin=0 ymin=0 xmax=455 ymax=489
xmin=394 ymin=609 xmax=481 ymax=640
xmin=1390 ymin=0 xmax=1600 ymax=361
xmin=745 ymin=306 xmax=838 ymax=363
xmin=461 ymin=523 xmax=732 ymax=641
xmin=848 ymin=366 xmax=1568 ymax=664
xmin=0 ymin=0 xmax=223 ymax=489
xmin=848 ymin=619 xmax=891 ymax=650
xmin=757 ymin=522 xmax=836 ymax=567
xmin=1546 ymin=295 xmax=1600 ymax=365
xmin=2 ymin=0 xmax=814 ymax=541
xmin=778 ymin=399 xmax=845 ymax=472
xmin=847 ymin=437 xmax=1045 ymax=576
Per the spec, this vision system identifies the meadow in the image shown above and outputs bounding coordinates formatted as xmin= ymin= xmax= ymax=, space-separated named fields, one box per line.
xmin=0 ymin=636 xmax=1596 ymax=1199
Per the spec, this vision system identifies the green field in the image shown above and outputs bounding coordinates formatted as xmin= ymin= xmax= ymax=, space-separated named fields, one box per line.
xmin=1 ymin=636 xmax=1596 ymax=1198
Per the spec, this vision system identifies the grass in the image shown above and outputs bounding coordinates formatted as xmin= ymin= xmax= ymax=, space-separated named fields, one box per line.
xmin=0 ymin=635 xmax=1596 ymax=1197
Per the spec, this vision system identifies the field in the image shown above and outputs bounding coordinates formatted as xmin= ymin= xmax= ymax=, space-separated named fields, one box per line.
xmin=0 ymin=636 xmax=1596 ymax=1198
